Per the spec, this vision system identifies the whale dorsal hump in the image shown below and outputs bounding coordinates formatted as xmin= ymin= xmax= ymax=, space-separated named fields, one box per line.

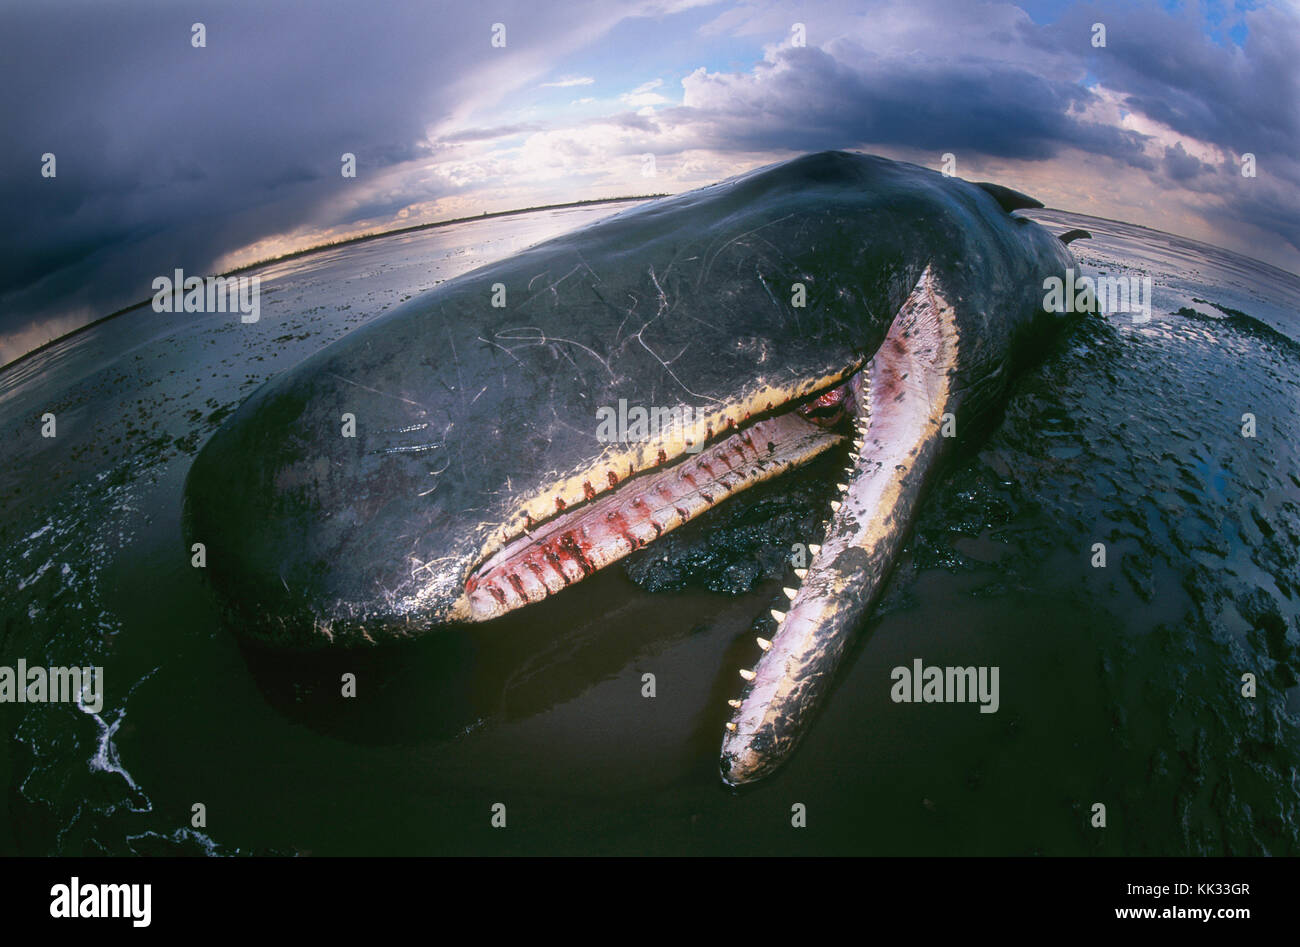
xmin=1058 ymin=228 xmax=1092 ymax=245
xmin=973 ymin=181 xmax=1045 ymax=213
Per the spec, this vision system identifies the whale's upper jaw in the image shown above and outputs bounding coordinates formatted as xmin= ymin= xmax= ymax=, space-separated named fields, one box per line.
xmin=453 ymin=366 xmax=861 ymax=624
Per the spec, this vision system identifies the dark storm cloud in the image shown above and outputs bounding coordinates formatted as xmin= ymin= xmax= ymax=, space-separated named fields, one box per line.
xmin=0 ymin=0 xmax=671 ymax=361
xmin=674 ymin=44 xmax=1152 ymax=162
xmin=675 ymin=2 xmax=1296 ymax=182
xmin=653 ymin=0 xmax=1297 ymax=266
xmin=1036 ymin=1 xmax=1300 ymax=258
xmin=4 ymin=3 xmax=434 ymax=315
xmin=1043 ymin=2 xmax=1300 ymax=162
xmin=443 ymin=122 xmax=550 ymax=142
xmin=1163 ymin=142 xmax=1208 ymax=182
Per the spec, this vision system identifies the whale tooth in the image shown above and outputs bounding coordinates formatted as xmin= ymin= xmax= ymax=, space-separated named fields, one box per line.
xmin=770 ymin=609 xmax=787 ymax=622
xmin=831 ymin=501 xmax=842 ymax=511
xmin=837 ymin=483 xmax=848 ymax=492
xmin=809 ymin=544 xmax=821 ymax=554
xmin=756 ymin=637 xmax=772 ymax=651
xmin=853 ymin=439 xmax=864 ymax=449
xmin=793 ymin=568 xmax=807 ymax=579
xmin=782 ymin=587 xmax=798 ymax=600
xmin=726 ymin=722 xmax=737 ymax=731
xmin=728 ymin=699 xmax=742 ymax=708
xmin=739 ymin=668 xmax=756 ymax=681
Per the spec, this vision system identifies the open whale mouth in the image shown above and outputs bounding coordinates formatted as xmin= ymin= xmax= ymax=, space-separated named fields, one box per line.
xmin=463 ymin=373 xmax=868 ymax=619
xmin=456 ymin=264 xmax=960 ymax=785
xmin=461 ymin=259 xmax=957 ymax=629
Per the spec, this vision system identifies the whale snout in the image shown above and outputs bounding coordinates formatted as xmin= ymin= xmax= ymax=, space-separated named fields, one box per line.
xmin=182 ymin=346 xmax=478 ymax=648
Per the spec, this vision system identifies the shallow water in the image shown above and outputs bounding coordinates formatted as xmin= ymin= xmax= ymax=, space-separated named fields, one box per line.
xmin=1 ymin=203 xmax=1297 ymax=855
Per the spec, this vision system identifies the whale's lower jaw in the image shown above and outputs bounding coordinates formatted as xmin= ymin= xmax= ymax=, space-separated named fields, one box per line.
xmin=721 ymin=265 xmax=961 ymax=786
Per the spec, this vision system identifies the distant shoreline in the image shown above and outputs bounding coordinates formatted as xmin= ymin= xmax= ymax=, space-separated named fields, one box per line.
xmin=1028 ymin=207 xmax=1300 ymax=284
xmin=0 ymin=194 xmax=665 ymax=375
xmin=11 ymin=199 xmax=1295 ymax=378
